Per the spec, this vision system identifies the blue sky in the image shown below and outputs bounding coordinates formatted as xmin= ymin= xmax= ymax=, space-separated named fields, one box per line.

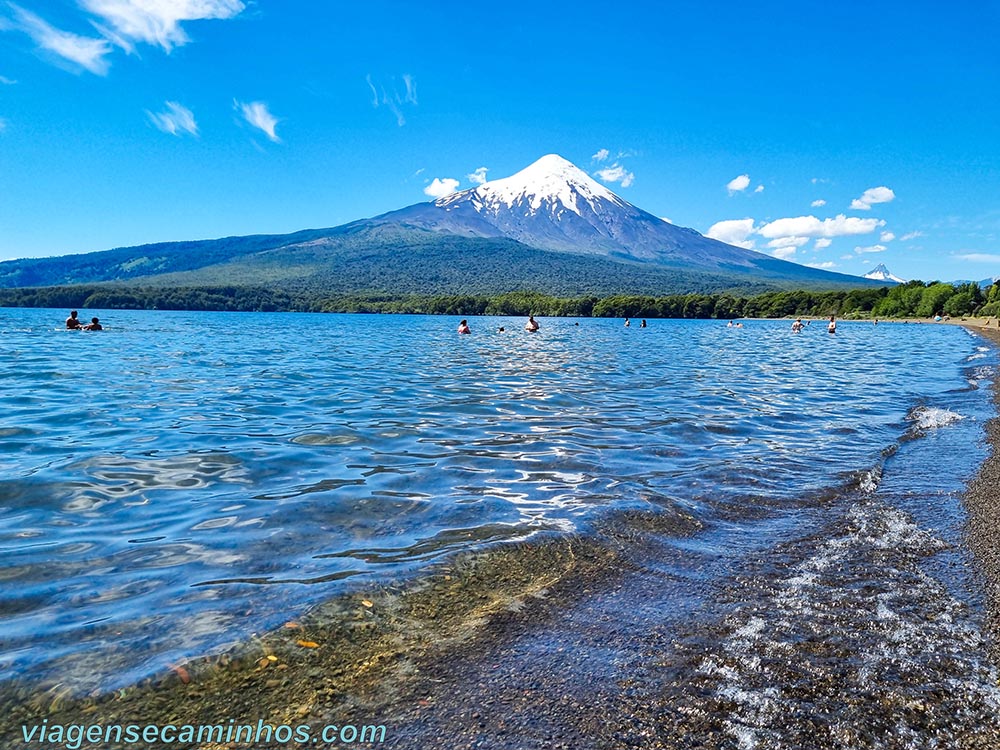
xmin=1 ymin=0 xmax=998 ymax=282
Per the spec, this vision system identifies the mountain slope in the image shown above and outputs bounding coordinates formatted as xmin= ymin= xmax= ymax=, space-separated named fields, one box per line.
xmin=0 ymin=154 xmax=886 ymax=295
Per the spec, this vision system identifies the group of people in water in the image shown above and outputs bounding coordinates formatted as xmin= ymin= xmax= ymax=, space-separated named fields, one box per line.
xmin=459 ymin=314 xmax=851 ymax=335
xmin=457 ymin=315 xmax=542 ymax=334
xmin=65 ymin=310 xmax=102 ymax=331
xmin=791 ymin=315 xmax=838 ymax=333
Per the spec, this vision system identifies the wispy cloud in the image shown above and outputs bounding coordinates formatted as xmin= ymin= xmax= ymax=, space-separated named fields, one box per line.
xmin=854 ymin=244 xmax=888 ymax=254
xmin=880 ymin=231 xmax=895 ymax=242
xmin=754 ymin=184 xmax=764 ymax=193
xmin=706 ymin=218 xmax=756 ymax=250
xmin=7 ymin=4 xmax=112 ymax=74
xmin=726 ymin=174 xmax=750 ymax=194
xmin=814 ymin=238 xmax=833 ymax=249
xmin=0 ymin=75 xmax=16 ymax=84
xmin=0 ymin=116 xmax=7 ymax=132
xmin=4 ymin=1 xmax=243 ymax=74
xmin=146 ymin=100 xmax=197 ymax=136
xmin=366 ymin=73 xmax=417 ymax=126
xmin=424 ymin=177 xmax=459 ymax=199
xmin=592 ymin=148 xmax=610 ymax=162
xmin=595 ymin=163 xmax=634 ymax=188
xmin=235 ymin=100 xmax=280 ymax=142
xmin=771 ymin=246 xmax=797 ymax=260
xmin=467 ymin=167 xmax=489 ymax=185
xmin=79 ymin=0 xmax=244 ymax=53
xmin=900 ymin=231 xmax=924 ymax=241
xmin=807 ymin=261 xmax=837 ymax=269
xmin=811 ymin=199 xmax=826 ymax=208
xmin=851 ymin=186 xmax=895 ymax=210
xmin=956 ymin=253 xmax=1000 ymax=263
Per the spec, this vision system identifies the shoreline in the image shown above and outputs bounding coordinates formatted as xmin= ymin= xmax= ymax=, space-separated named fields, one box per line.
xmin=962 ymin=323 xmax=1000 ymax=653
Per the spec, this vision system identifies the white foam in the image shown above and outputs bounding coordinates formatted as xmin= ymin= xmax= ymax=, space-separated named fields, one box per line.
xmin=906 ymin=406 xmax=965 ymax=431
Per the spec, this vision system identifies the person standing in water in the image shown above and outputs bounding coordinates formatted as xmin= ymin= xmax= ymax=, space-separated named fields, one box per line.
xmin=624 ymin=318 xmax=631 ymax=327
xmin=640 ymin=319 xmax=647 ymax=328
xmin=66 ymin=310 xmax=82 ymax=329
xmin=457 ymin=319 xmax=471 ymax=334
xmin=525 ymin=315 xmax=540 ymax=332
xmin=828 ymin=315 xmax=837 ymax=334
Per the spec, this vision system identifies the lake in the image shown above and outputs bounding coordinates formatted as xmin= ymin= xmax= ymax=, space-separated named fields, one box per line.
xmin=0 ymin=308 xmax=997 ymax=717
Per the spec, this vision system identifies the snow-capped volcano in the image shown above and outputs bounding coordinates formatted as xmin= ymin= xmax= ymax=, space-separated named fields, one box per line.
xmin=864 ymin=264 xmax=906 ymax=283
xmin=379 ymin=154 xmax=768 ymax=268
xmin=436 ymin=154 xmax=629 ymax=220
xmin=361 ymin=154 xmax=883 ymax=285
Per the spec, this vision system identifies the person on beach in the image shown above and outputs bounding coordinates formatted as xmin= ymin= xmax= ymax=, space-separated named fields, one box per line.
xmin=83 ymin=317 xmax=103 ymax=331
xmin=66 ymin=310 xmax=82 ymax=329
xmin=457 ymin=319 xmax=471 ymax=335
xmin=525 ymin=315 xmax=540 ymax=332
xmin=828 ymin=315 xmax=837 ymax=334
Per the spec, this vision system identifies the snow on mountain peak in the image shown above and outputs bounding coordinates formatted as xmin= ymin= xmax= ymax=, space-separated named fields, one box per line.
xmin=864 ymin=263 xmax=907 ymax=283
xmin=437 ymin=154 xmax=627 ymax=218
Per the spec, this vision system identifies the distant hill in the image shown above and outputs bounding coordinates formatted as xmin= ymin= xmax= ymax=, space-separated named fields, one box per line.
xmin=0 ymin=155 xmax=886 ymax=297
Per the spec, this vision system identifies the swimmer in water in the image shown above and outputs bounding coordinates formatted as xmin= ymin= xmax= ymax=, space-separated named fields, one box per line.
xmin=457 ymin=319 xmax=471 ymax=334
xmin=828 ymin=315 xmax=837 ymax=334
xmin=525 ymin=315 xmax=539 ymax=332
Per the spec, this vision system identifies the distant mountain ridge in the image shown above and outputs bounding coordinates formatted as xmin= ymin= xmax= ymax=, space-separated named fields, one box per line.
xmin=0 ymin=154 xmax=886 ymax=296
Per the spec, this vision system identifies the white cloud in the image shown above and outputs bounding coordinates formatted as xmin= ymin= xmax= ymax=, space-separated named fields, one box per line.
xmin=8 ymin=4 xmax=112 ymax=74
xmin=850 ymin=186 xmax=895 ymax=210
xmin=771 ymin=247 xmax=797 ymax=260
xmin=236 ymin=100 xmax=280 ymax=142
xmin=880 ymin=231 xmax=895 ymax=242
xmin=424 ymin=177 xmax=460 ymax=199
xmin=855 ymin=244 xmax=888 ymax=254
xmin=595 ymin=163 xmax=634 ymax=187
xmin=660 ymin=217 xmax=673 ymax=224
xmin=811 ymin=177 xmax=830 ymax=185
xmin=467 ymin=166 xmax=488 ymax=185
xmin=811 ymin=199 xmax=826 ymax=208
xmin=758 ymin=214 xmax=884 ymax=239
xmin=401 ymin=73 xmax=417 ymax=104
xmin=0 ymin=75 xmax=15 ymax=84
xmin=79 ymin=0 xmax=244 ymax=53
xmin=727 ymin=174 xmax=750 ymax=194
xmin=754 ymin=184 xmax=764 ymax=193
xmin=956 ymin=253 xmax=1000 ymax=263
xmin=767 ymin=236 xmax=809 ymax=249
xmin=807 ymin=261 xmax=837 ymax=269
xmin=146 ymin=100 xmax=197 ymax=136
xmin=592 ymin=148 xmax=609 ymax=162
xmin=900 ymin=231 xmax=924 ymax=241
xmin=814 ymin=238 xmax=833 ymax=249
xmin=706 ymin=218 xmax=756 ymax=250
xmin=366 ymin=73 xmax=417 ymax=126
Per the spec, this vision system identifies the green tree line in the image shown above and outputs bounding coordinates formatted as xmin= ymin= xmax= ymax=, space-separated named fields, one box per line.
xmin=1 ymin=280 xmax=998 ymax=318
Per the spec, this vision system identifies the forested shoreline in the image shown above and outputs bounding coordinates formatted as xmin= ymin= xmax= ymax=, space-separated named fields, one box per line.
xmin=0 ymin=280 xmax=997 ymax=319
